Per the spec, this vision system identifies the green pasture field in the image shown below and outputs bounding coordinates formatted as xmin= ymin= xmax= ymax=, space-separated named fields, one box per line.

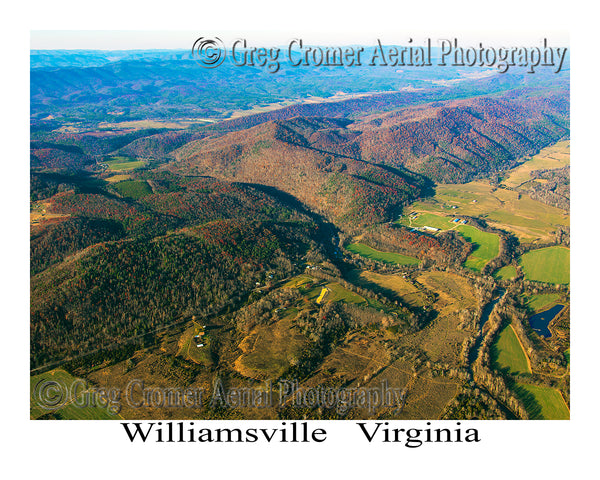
xmin=325 ymin=282 xmax=368 ymax=304
xmin=491 ymin=324 xmax=531 ymax=375
xmin=347 ymin=242 xmax=420 ymax=265
xmin=104 ymin=156 xmax=147 ymax=171
xmin=519 ymin=246 xmax=570 ymax=284
xmin=523 ymin=293 xmax=561 ymax=312
xmin=514 ymin=383 xmax=570 ymax=420
xmin=113 ymin=180 xmax=152 ymax=199
xmin=456 ymin=225 xmax=500 ymax=271
xmin=494 ymin=265 xmax=517 ymax=280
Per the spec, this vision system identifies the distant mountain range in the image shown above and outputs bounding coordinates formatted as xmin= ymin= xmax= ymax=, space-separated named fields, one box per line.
xmin=30 ymin=48 xmax=569 ymax=122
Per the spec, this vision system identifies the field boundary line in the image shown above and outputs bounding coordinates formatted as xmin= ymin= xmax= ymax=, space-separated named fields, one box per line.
xmin=509 ymin=324 xmax=532 ymax=374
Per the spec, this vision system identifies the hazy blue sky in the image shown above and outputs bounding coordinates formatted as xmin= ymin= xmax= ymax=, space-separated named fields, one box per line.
xmin=31 ymin=30 xmax=568 ymax=50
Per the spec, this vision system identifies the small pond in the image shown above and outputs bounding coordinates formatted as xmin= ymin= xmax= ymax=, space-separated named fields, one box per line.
xmin=529 ymin=304 xmax=565 ymax=338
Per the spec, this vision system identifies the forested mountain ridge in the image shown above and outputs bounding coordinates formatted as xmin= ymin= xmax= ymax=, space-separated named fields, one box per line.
xmin=349 ymin=90 xmax=569 ymax=182
xmin=170 ymin=89 xmax=568 ymax=227
xmin=30 ymin=173 xmax=331 ymax=368
xmin=170 ymin=120 xmax=432 ymax=228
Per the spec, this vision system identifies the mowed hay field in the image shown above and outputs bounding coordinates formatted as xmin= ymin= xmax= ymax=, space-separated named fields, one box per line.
xmin=514 ymin=383 xmax=570 ymax=420
xmin=491 ymin=324 xmax=531 ymax=375
xmin=456 ymin=225 xmax=499 ymax=271
xmin=347 ymin=242 xmax=420 ymax=265
xmin=519 ymin=246 xmax=570 ymax=284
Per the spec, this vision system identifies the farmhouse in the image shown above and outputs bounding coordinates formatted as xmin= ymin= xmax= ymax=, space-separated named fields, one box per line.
xmin=423 ymin=226 xmax=440 ymax=233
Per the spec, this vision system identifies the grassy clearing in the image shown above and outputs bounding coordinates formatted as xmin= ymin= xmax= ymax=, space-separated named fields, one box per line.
xmin=456 ymin=225 xmax=499 ymax=271
xmin=397 ymin=212 xmax=457 ymax=230
xmin=113 ymin=180 xmax=152 ymax=199
xmin=501 ymin=141 xmax=570 ymax=189
xmin=491 ymin=324 xmax=531 ymax=375
xmin=417 ymin=271 xmax=476 ymax=316
xmin=177 ymin=324 xmax=213 ymax=366
xmin=523 ymin=293 xmax=560 ymax=312
xmin=284 ymin=274 xmax=367 ymax=307
xmin=519 ymin=246 xmax=570 ymax=284
xmin=494 ymin=265 xmax=517 ymax=280
xmin=104 ymin=156 xmax=146 ymax=171
xmin=31 ymin=369 xmax=120 ymax=420
xmin=105 ymin=174 xmax=132 ymax=183
xmin=514 ymin=383 xmax=570 ymax=420
xmin=326 ymin=282 xmax=367 ymax=304
xmin=355 ymin=270 xmax=428 ymax=307
xmin=347 ymin=242 xmax=420 ymax=265
xmin=234 ymin=315 xmax=308 ymax=379
xmin=283 ymin=275 xmax=314 ymax=288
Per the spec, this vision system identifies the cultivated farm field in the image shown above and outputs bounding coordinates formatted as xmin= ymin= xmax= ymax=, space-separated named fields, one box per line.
xmin=514 ymin=383 xmax=570 ymax=420
xmin=104 ymin=156 xmax=147 ymax=171
xmin=491 ymin=324 xmax=531 ymax=375
xmin=519 ymin=246 xmax=570 ymax=284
